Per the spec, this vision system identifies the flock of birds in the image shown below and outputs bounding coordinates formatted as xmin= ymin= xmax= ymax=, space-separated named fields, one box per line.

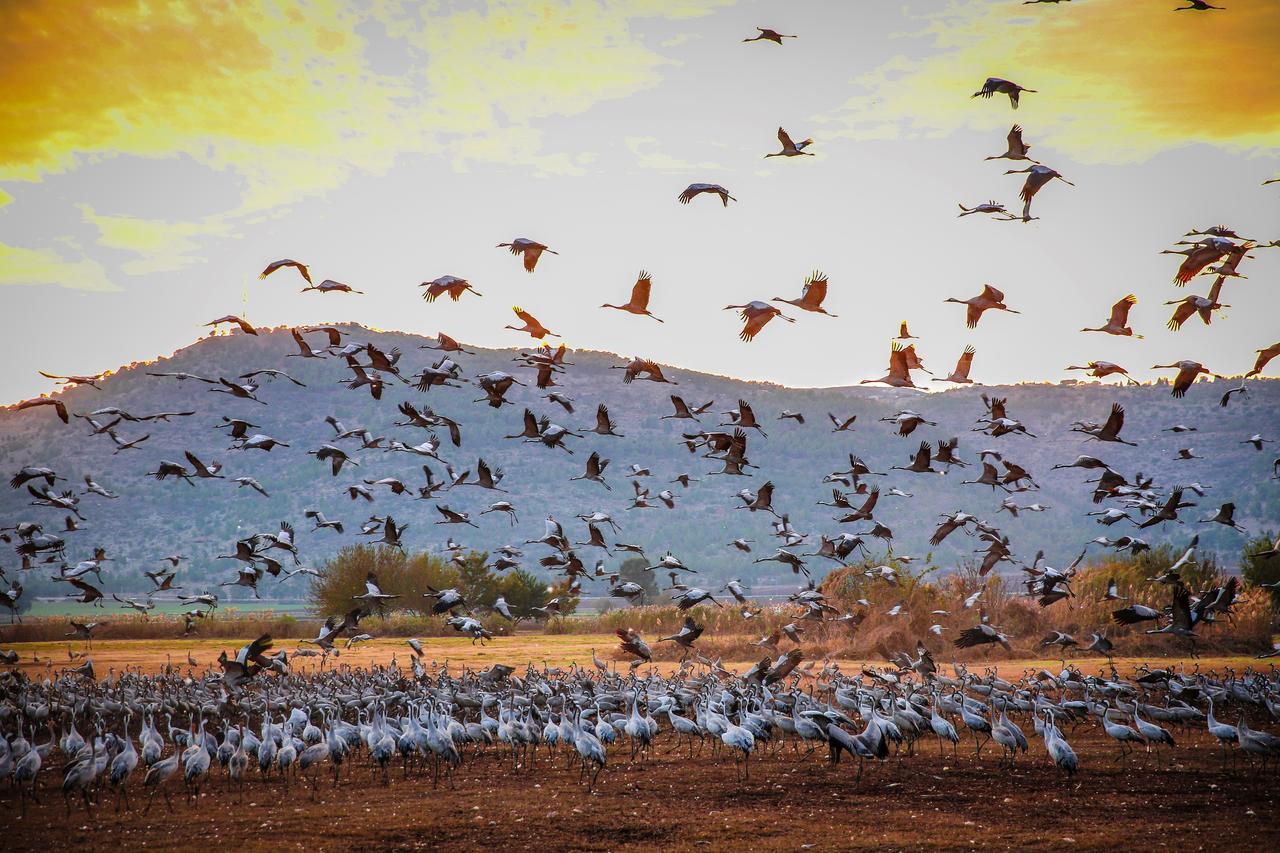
xmin=3 ymin=10 xmax=1280 ymax=817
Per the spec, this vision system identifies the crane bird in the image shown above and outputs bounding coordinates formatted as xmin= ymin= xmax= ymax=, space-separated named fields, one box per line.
xmin=944 ymin=284 xmax=1019 ymax=328
xmin=1246 ymin=342 xmax=1279 ymax=377
xmin=496 ymin=238 xmax=557 ymax=272
xmin=504 ymin=307 xmax=559 ymax=340
xmin=1174 ymin=0 xmax=1224 ymax=9
xmin=15 ymin=396 xmax=70 ymax=423
xmin=1005 ymin=164 xmax=1073 ymax=219
xmin=38 ymin=370 xmax=107 ymax=389
xmin=421 ymin=275 xmax=481 ymax=302
xmin=302 ymin=279 xmax=362 ymax=294
xmin=972 ymin=77 xmax=1036 ymax=109
xmin=932 ymin=346 xmax=977 ymax=384
xmin=1152 ymin=360 xmax=1219 ymax=397
xmin=985 ymin=124 xmax=1038 ymax=163
xmin=766 ymin=127 xmax=813 ymax=157
xmin=1065 ymin=361 xmax=1137 ymax=384
xmin=205 ymin=314 xmax=258 ymax=335
xmin=861 ymin=342 xmax=918 ymax=388
xmin=1082 ymin=294 xmax=1142 ymax=337
xmin=601 ymin=271 xmax=663 ymax=322
xmin=259 ymin=258 xmax=311 ymax=284
xmin=1165 ymin=278 xmax=1228 ymax=330
xmin=743 ymin=27 xmax=796 ymax=44
xmin=678 ymin=183 xmax=736 ymax=206
xmin=724 ymin=301 xmax=794 ymax=341
xmin=772 ymin=271 xmax=836 ymax=316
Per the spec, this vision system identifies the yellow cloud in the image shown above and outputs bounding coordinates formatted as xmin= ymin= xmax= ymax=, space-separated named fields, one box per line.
xmin=77 ymin=204 xmax=231 ymax=273
xmin=1 ymin=0 xmax=732 ymax=206
xmin=0 ymin=242 xmax=118 ymax=291
xmin=824 ymin=0 xmax=1280 ymax=162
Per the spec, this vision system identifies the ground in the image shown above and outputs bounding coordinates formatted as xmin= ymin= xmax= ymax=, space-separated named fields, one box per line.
xmin=3 ymin=636 xmax=1278 ymax=850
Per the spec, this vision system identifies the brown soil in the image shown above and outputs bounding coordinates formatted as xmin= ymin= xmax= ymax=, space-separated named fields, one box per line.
xmin=6 ymin=710 xmax=1279 ymax=850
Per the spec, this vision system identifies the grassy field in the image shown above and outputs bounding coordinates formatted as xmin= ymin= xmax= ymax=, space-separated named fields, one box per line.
xmin=21 ymin=599 xmax=313 ymax=618
xmin=4 ymin=631 xmax=1266 ymax=679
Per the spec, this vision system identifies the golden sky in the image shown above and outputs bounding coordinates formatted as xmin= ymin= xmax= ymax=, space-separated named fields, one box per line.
xmin=1 ymin=0 xmax=1277 ymax=400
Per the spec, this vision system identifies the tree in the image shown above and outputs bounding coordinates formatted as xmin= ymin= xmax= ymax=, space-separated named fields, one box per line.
xmin=309 ymin=544 xmax=467 ymax=617
xmin=496 ymin=568 xmax=550 ymax=619
xmin=618 ymin=557 xmax=660 ymax=604
xmin=1242 ymin=533 xmax=1280 ymax=607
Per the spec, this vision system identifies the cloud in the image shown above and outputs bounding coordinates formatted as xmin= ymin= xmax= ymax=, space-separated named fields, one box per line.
xmin=0 ymin=241 xmax=118 ymax=291
xmin=820 ymin=0 xmax=1280 ymax=163
xmin=77 ymin=205 xmax=232 ymax=274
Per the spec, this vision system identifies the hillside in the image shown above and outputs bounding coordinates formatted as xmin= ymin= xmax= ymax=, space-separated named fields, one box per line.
xmin=1 ymin=325 xmax=1276 ymax=601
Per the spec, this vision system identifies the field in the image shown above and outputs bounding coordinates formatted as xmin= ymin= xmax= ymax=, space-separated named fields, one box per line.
xmin=3 ymin=635 xmax=1279 ymax=850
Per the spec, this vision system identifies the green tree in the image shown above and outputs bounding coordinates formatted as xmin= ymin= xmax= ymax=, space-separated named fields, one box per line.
xmin=310 ymin=544 xmax=465 ymax=617
xmin=496 ymin=568 xmax=550 ymax=619
xmin=1242 ymin=533 xmax=1280 ymax=607
xmin=618 ymin=557 xmax=660 ymax=603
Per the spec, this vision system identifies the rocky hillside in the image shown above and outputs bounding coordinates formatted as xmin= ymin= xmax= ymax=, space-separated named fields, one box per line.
xmin=1 ymin=325 xmax=1275 ymax=599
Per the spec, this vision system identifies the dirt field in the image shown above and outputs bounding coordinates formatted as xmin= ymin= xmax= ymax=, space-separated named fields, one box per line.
xmin=3 ymin=637 xmax=1278 ymax=850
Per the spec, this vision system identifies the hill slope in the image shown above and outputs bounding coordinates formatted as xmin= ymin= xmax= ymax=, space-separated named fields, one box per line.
xmin=1 ymin=325 xmax=1275 ymax=600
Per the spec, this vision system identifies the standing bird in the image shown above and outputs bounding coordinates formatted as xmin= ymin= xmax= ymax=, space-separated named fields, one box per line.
xmin=678 ymin=183 xmax=736 ymax=206
xmin=724 ymin=301 xmax=794 ymax=342
xmin=601 ymin=271 xmax=663 ymax=322
xmin=1082 ymin=294 xmax=1142 ymax=338
xmin=743 ymin=28 xmax=796 ymax=44
xmin=1006 ymin=164 xmax=1073 ymax=220
xmin=945 ymin=284 xmax=1019 ymax=328
xmin=496 ymin=238 xmax=557 ymax=272
xmin=765 ymin=127 xmax=813 ymax=157
xmin=972 ymin=77 xmax=1036 ymax=109
xmin=773 ymin=271 xmax=837 ymax=316
xmin=504 ymin=307 xmax=559 ymax=340
xmin=985 ymin=125 xmax=1038 ymax=163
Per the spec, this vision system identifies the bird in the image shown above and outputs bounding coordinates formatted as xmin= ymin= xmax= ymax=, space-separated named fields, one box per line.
xmin=504 ymin=307 xmax=559 ymax=339
xmin=743 ymin=28 xmax=796 ymax=44
xmin=496 ymin=238 xmax=557 ymax=272
xmin=1246 ymin=342 xmax=1279 ymax=377
xmin=1152 ymin=360 xmax=1219 ymax=397
xmin=1005 ymin=164 xmax=1073 ymax=219
xmin=944 ymin=285 xmax=1019 ymax=328
xmin=932 ymin=346 xmax=977 ymax=384
xmin=38 ymin=370 xmax=107 ymax=389
xmin=601 ymin=271 xmax=663 ymax=322
xmin=724 ymin=301 xmax=794 ymax=342
xmin=1082 ymin=294 xmax=1142 ymax=338
xmin=302 ymin=279 xmax=362 ymax=295
xmin=205 ymin=315 xmax=258 ymax=335
xmin=421 ymin=275 xmax=481 ymax=302
xmin=1173 ymin=0 xmax=1224 ymax=9
xmin=765 ymin=127 xmax=813 ymax=157
xmin=259 ymin=258 xmax=311 ymax=284
xmin=985 ymin=125 xmax=1038 ymax=163
xmin=1065 ymin=361 xmax=1137 ymax=384
xmin=972 ymin=77 xmax=1036 ymax=109
xmin=772 ymin=271 xmax=836 ymax=317
xmin=14 ymin=396 xmax=69 ymax=423
xmin=678 ymin=183 xmax=736 ymax=206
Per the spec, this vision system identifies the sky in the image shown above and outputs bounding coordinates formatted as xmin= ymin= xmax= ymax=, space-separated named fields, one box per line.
xmin=3 ymin=0 xmax=1279 ymax=405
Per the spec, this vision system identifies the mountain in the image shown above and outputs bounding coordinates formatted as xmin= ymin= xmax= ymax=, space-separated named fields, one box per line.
xmin=2 ymin=325 xmax=1275 ymax=600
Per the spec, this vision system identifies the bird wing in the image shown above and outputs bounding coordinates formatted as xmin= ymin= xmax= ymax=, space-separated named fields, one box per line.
xmin=777 ymin=126 xmax=796 ymax=149
xmin=1110 ymin=294 xmax=1137 ymax=326
xmin=631 ymin=272 xmax=653 ymax=308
